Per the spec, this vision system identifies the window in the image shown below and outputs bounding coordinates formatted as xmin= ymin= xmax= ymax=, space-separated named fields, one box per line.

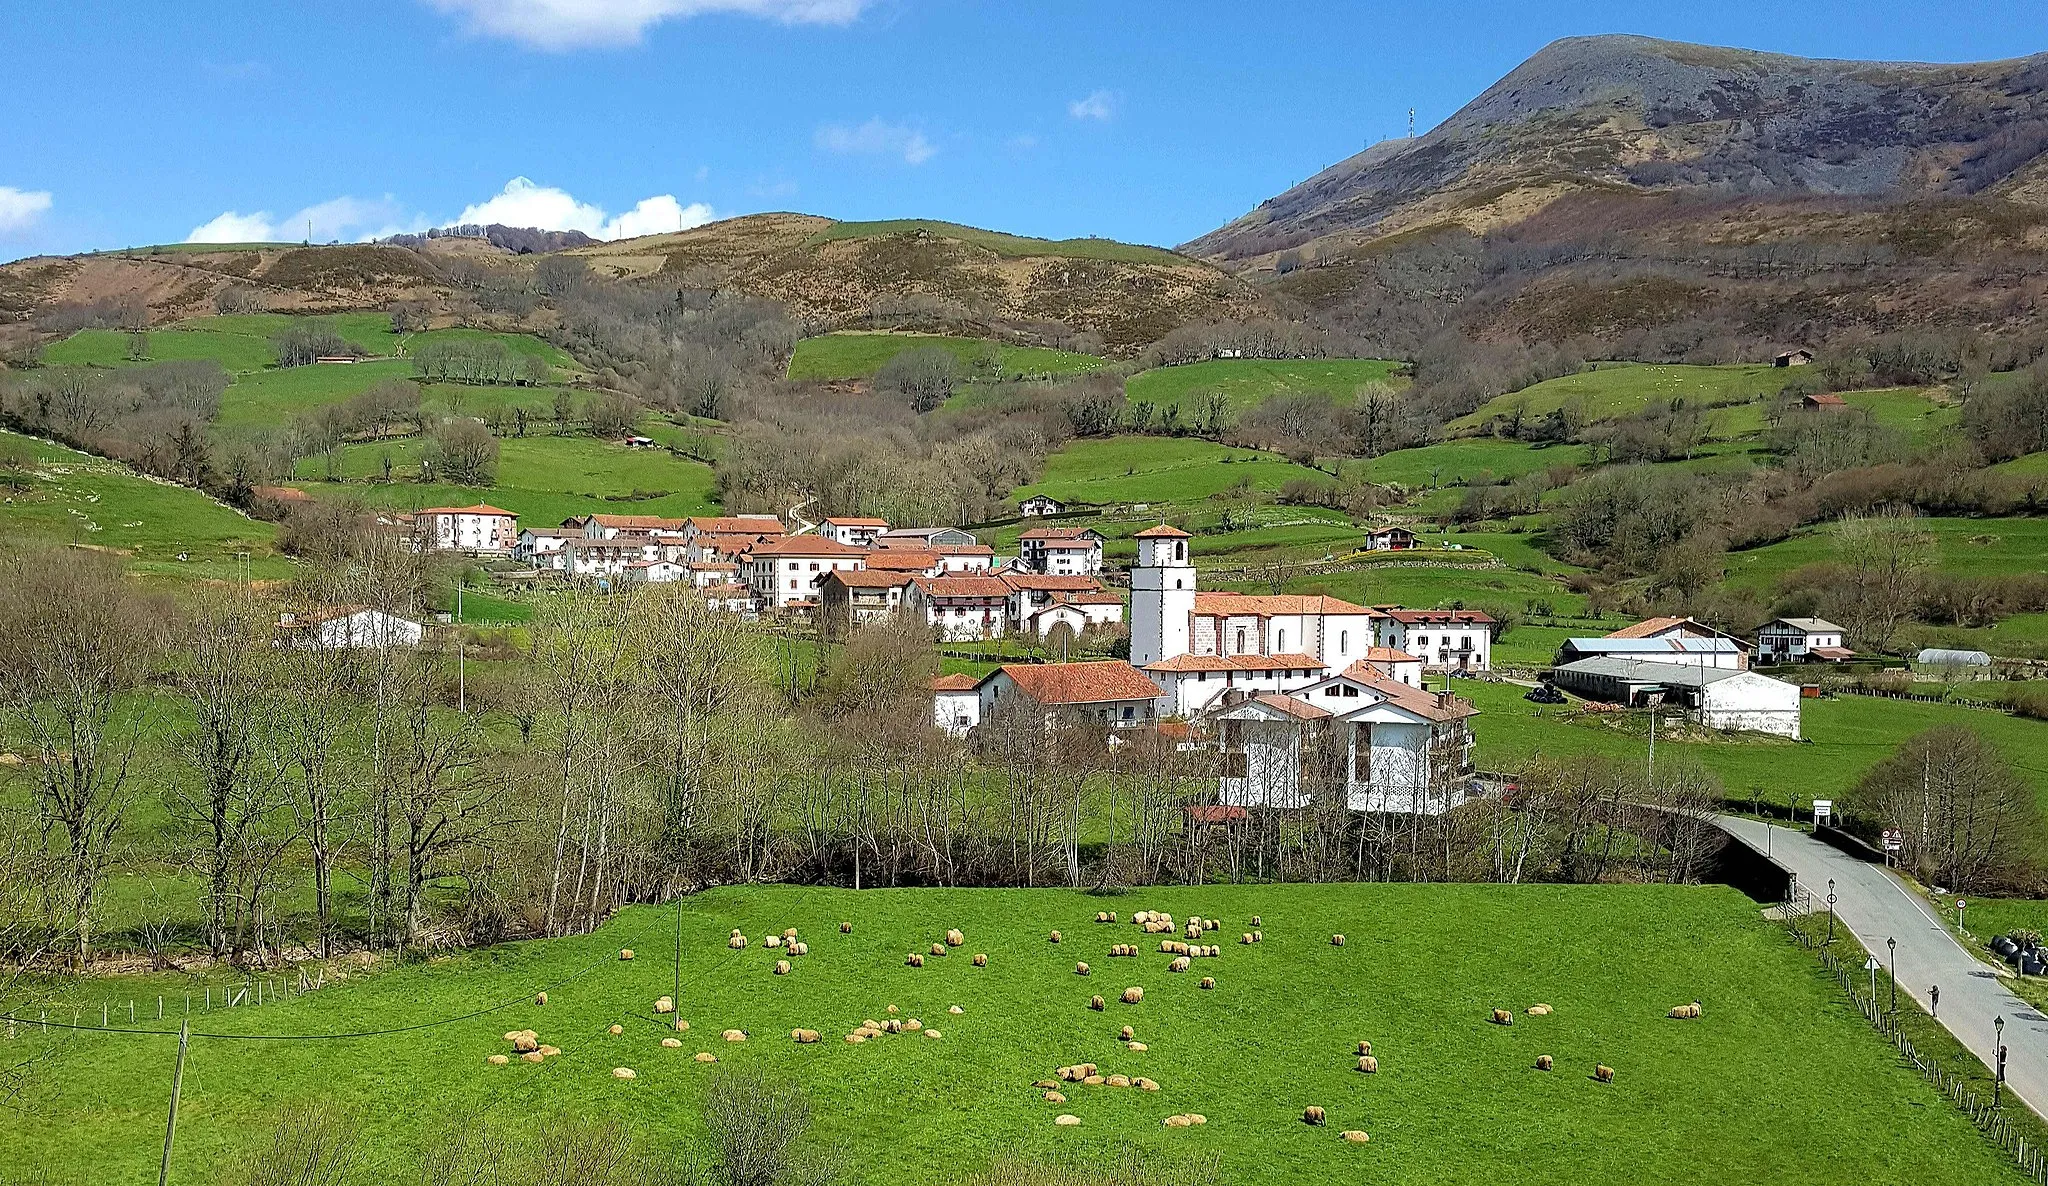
xmin=1340 ymin=630 xmax=1349 ymax=655
xmin=1235 ymin=629 xmax=1247 ymax=653
xmin=1417 ymin=635 xmax=1430 ymax=647
xmin=1121 ymin=706 xmax=1134 ymax=720
xmin=809 ymin=562 xmax=819 ymax=571
xmin=1174 ymin=578 xmax=1184 ymax=590
xmin=1276 ymin=629 xmax=1288 ymax=651
xmin=788 ymin=579 xmax=797 ymax=590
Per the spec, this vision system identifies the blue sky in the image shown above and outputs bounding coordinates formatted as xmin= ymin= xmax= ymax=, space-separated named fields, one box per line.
xmin=1 ymin=1 xmax=2043 ymax=260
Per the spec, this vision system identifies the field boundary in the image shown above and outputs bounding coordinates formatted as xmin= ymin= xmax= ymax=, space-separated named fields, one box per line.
xmin=1783 ymin=898 xmax=2048 ymax=1182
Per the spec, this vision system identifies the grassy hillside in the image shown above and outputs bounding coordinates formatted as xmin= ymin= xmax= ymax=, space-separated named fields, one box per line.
xmin=1125 ymin=358 xmax=1402 ymax=416
xmin=1448 ymin=364 xmax=1789 ymax=436
xmin=787 ymin=332 xmax=1104 ymax=382
xmin=1015 ymin=437 xmax=1329 ymax=506
xmin=11 ymin=883 xmax=2023 ymax=1185
xmin=0 ymin=431 xmax=285 ymax=582
xmin=805 ymin=219 xmax=1191 ymax=266
xmin=1723 ymin=517 xmax=2048 ymax=590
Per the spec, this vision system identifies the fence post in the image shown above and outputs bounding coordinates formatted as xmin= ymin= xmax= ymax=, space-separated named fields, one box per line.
xmin=158 ymin=1019 xmax=189 ymax=1186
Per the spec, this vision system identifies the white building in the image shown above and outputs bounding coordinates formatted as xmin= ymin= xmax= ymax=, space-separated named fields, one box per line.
xmin=1019 ymin=527 xmax=1105 ymax=576
xmin=1204 ymin=665 xmax=1478 ymax=814
xmin=1144 ymin=653 xmax=1329 ymax=718
xmin=619 ymin=559 xmax=688 ymax=584
xmin=931 ymin=542 xmax=996 ymax=573
xmin=973 ymin=661 xmax=1164 ymax=730
xmin=906 ymin=575 xmax=1013 ymax=641
xmin=1129 ymin=525 xmax=1195 ymax=669
xmin=1018 ymin=494 xmax=1066 ymax=517
xmin=1375 ymin=609 xmax=1495 ymax=674
xmin=932 ymin=673 xmax=982 ymax=736
xmin=278 ymin=606 xmax=424 ymax=650
xmin=572 ymin=514 xmax=685 ymax=540
xmin=1754 ymin=618 xmax=1853 ymax=664
xmin=877 ymin=526 xmax=978 ymax=549
xmin=743 ymin=536 xmax=867 ymax=612
xmin=1556 ymin=636 xmax=1745 ymax=670
xmin=1002 ymin=574 xmax=1124 ymax=639
xmin=1550 ymin=658 xmax=1803 ymax=739
xmin=515 ymin=528 xmax=571 ymax=571
xmin=414 ymin=505 xmax=517 ymax=556
xmin=819 ymin=516 xmax=889 ymax=547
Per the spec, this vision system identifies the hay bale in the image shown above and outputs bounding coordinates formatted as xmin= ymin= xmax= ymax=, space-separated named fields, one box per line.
xmin=1492 ymin=1009 xmax=1513 ymax=1026
xmin=1049 ymin=930 xmax=1062 ymax=943
xmin=695 ymin=1052 xmax=718 ymax=1062
xmin=1595 ymin=1064 xmax=1615 ymax=1084
xmin=722 ymin=1029 xmax=747 ymax=1042
xmin=654 ymin=996 xmax=675 ymax=1014
xmin=609 ymin=1024 xmax=624 ymax=1036
xmin=1356 ymin=1040 xmax=1372 ymax=1055
xmin=520 ymin=1051 xmax=545 ymax=1063
xmin=923 ymin=1028 xmax=941 ymax=1040
xmin=486 ymin=1054 xmax=509 ymax=1065
xmin=774 ymin=960 xmax=792 ymax=976
xmin=1330 ymin=934 xmax=1345 ymax=947
xmin=535 ymin=992 xmax=549 ymax=1005
xmin=1129 ymin=1041 xmax=1148 ymax=1052
xmin=973 ymin=953 xmax=988 ymax=967
xmin=1535 ymin=1055 xmax=1553 ymax=1071
xmin=619 ymin=948 xmax=634 ymax=961
xmin=1303 ymin=1106 xmax=1326 ymax=1126
xmin=1134 ymin=1077 xmax=1159 ymax=1091
xmin=512 ymin=1034 xmax=539 ymax=1053
xmin=1045 ymin=1090 xmax=1066 ymax=1103
xmin=1199 ymin=976 xmax=1215 ymax=990
xmin=1357 ymin=1056 xmax=1378 ymax=1074
xmin=1339 ymin=1130 xmax=1369 ymax=1144
xmin=662 ymin=1037 xmax=683 ymax=1049
xmin=946 ymin=928 xmax=965 ymax=947
xmin=1090 ymin=995 xmax=1105 ymax=1011
xmin=1107 ymin=1074 xmax=1131 ymax=1088
xmin=1054 ymin=1114 xmax=1081 ymax=1127
xmin=1075 ymin=962 xmax=1091 ymax=975
xmin=841 ymin=921 xmax=852 ymax=933
xmin=949 ymin=1005 xmax=964 ymax=1014
xmin=1121 ymin=987 xmax=1144 ymax=1004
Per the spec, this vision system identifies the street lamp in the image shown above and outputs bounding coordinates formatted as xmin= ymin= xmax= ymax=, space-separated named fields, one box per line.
xmin=1826 ymin=879 xmax=1837 ymax=945
xmin=1887 ymin=937 xmax=1898 ymax=1013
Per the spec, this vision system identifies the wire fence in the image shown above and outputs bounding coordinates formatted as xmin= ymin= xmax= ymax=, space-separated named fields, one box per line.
xmin=1781 ymin=894 xmax=2048 ymax=1183
xmin=6 ymin=967 xmax=332 ymax=1039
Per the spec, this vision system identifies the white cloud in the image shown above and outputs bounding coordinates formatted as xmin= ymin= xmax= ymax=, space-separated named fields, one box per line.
xmin=456 ymin=177 xmax=713 ymax=240
xmin=1068 ymin=90 xmax=1115 ymax=121
xmin=186 ymin=194 xmax=427 ymax=244
xmin=425 ymin=0 xmax=867 ymax=50
xmin=0 ymin=186 xmax=54 ymax=235
xmin=186 ymin=210 xmax=281 ymax=243
xmin=815 ymin=119 xmax=936 ymax=165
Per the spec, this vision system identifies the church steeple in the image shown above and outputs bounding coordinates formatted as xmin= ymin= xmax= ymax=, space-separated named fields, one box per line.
xmin=1129 ymin=524 xmax=1194 ymax=668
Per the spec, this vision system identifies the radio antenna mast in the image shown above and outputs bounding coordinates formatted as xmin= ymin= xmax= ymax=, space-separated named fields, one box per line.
xmin=1408 ymin=108 xmax=1416 ymax=139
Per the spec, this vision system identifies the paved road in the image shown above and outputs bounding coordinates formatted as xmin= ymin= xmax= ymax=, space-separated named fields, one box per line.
xmin=1717 ymin=815 xmax=2047 ymax=1116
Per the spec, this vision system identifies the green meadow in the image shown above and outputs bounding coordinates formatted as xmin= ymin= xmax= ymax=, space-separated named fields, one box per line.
xmin=787 ymin=332 xmax=1104 ymax=382
xmin=1448 ymin=364 xmax=1790 ymax=435
xmin=9 ymin=883 xmax=2026 ymax=1185
xmin=1013 ymin=437 xmax=1329 ymax=507
xmin=805 ymin=219 xmax=1191 ymax=266
xmin=1124 ymin=358 xmax=1403 ymax=415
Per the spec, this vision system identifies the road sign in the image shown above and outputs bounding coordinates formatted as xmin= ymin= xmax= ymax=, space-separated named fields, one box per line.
xmin=1813 ymin=799 xmax=1833 ymax=825
xmin=1882 ymin=829 xmax=1904 ymax=852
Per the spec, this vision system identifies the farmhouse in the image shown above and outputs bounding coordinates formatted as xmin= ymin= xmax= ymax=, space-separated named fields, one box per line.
xmin=1550 ymin=658 xmax=1803 ymax=739
xmin=514 ymin=527 xmax=572 ymax=570
xmin=906 ymin=575 xmax=1012 ymax=640
xmin=619 ymin=559 xmax=688 ymax=584
xmin=1019 ymin=526 xmax=1105 ymax=576
xmin=1775 ymin=348 xmax=1815 ymax=367
xmin=1203 ymin=665 xmax=1477 ymax=814
xmin=682 ymin=514 xmax=783 ymax=549
xmin=1363 ymin=526 xmax=1416 ymax=551
xmin=744 ymin=536 xmax=868 ymax=611
xmin=1374 ymin=609 xmax=1495 ymax=673
xmin=1801 ymin=393 xmax=1847 ymax=409
xmin=1556 ymin=635 xmax=1745 ymax=670
xmin=862 ymin=548 xmax=946 ymax=578
xmin=819 ymin=516 xmax=889 ymax=547
xmin=932 ymin=673 xmax=982 ymax=736
xmin=573 ymin=513 xmax=685 ymax=539
xmin=977 ymin=661 xmax=1164 ymax=729
xmin=1018 ymin=494 xmax=1066 ymax=517
xmin=414 ymin=504 xmax=517 ymax=556
xmin=877 ymin=526 xmax=978 ymax=549
xmin=1002 ymin=573 xmax=1124 ymax=639
xmin=277 ymin=606 xmax=424 ymax=650
xmin=930 ymin=542 xmax=996 ymax=572
xmin=1754 ymin=617 xmax=1853 ymax=664
xmin=1607 ymin=615 xmax=1751 ymax=652
xmin=819 ymin=570 xmax=915 ymax=638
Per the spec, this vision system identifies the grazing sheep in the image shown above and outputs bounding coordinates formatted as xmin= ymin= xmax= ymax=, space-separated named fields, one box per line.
xmin=1199 ymin=977 xmax=1215 ymax=990
xmin=949 ymin=1005 xmax=965 ymax=1014
xmin=1082 ymin=1074 xmax=1106 ymax=1086
xmin=1096 ymin=912 xmax=1109 ymax=923
xmin=1107 ymin=1074 xmax=1132 ymax=1088
xmin=793 ymin=1029 xmax=820 ymax=1043
xmin=783 ymin=928 xmax=798 ymax=939
xmin=1163 ymin=1115 xmax=1191 ymax=1129
xmin=1357 ymin=1056 xmax=1378 ymax=1074
xmin=1492 ymin=1009 xmax=1513 ymax=1026
xmin=888 ymin=1006 xmax=898 ymax=1014
xmin=520 ymin=1051 xmax=546 ymax=1063
xmin=1090 ymin=995 xmax=1106 ymax=1011
xmin=1595 ymin=1064 xmax=1615 ymax=1084
xmin=1122 ymin=987 xmax=1144 ymax=1004
xmin=1049 ymin=930 xmax=1062 ymax=943
xmin=1340 ymin=1131 xmax=1369 ymax=1144
xmin=1242 ymin=933 xmax=1254 ymax=945
xmin=946 ymin=928 xmax=965 ymax=947
xmin=904 ymin=1019 xmax=922 ymax=1032
xmin=1356 ymin=1040 xmax=1372 ymax=1056
xmin=791 ymin=942 xmax=808 ymax=956
xmin=1120 ymin=1025 xmax=1135 ymax=1041
xmin=1668 ymin=1002 xmax=1702 ymax=1020
xmin=1129 ymin=1041 xmax=1148 ymax=1051
xmin=512 ymin=1034 xmax=539 ymax=1053
xmin=1135 ymin=1077 xmax=1159 ymax=1091
xmin=884 ymin=1019 xmax=902 ymax=1034
xmin=619 ymin=949 xmax=634 ymax=961
xmin=923 ymin=1029 xmax=942 ymax=1039
xmin=722 ymin=1029 xmax=746 ymax=1042
xmin=1535 ymin=1055 xmax=1553 ymax=1071
xmin=1527 ymin=1004 xmax=1552 ymax=1016
xmin=930 ymin=943 xmax=946 ymax=957
xmin=535 ymin=992 xmax=549 ymax=1005
xmin=1075 ymin=962 xmax=1091 ymax=975
xmin=1253 ymin=931 xmax=1263 ymax=943
xmin=1330 ymin=934 xmax=1345 ymax=947
xmin=841 ymin=921 xmax=852 ymax=933
xmin=695 ymin=1052 xmax=718 ymax=1062
xmin=655 ymin=997 xmax=675 ymax=1014
xmin=844 ymin=1033 xmax=865 ymax=1044
xmin=1055 ymin=1115 xmax=1081 ymax=1127
xmin=765 ymin=935 xmax=781 ymax=948
xmin=1169 ymin=956 xmax=1191 ymax=973
xmin=609 ymin=1025 xmax=624 ymax=1036
xmin=1303 ymin=1106 xmax=1326 ymax=1126
xmin=906 ymin=953 xmax=925 ymax=967
xmin=486 ymin=1054 xmax=510 ymax=1066
xmin=612 ymin=1067 xmax=636 ymax=1079
xmin=728 ymin=935 xmax=748 ymax=950
xmin=538 ymin=1046 xmax=560 ymax=1057
xmin=774 ymin=960 xmax=792 ymax=976
xmin=662 ymin=1037 xmax=683 ymax=1049
xmin=1251 ymin=915 xmax=1261 ymax=926
xmin=973 ymin=953 xmax=988 ymax=967
xmin=674 ymin=1020 xmax=689 ymax=1031
xmin=1185 ymin=922 xmax=1203 ymax=940
xmin=1045 ymin=1090 xmax=1066 ymax=1103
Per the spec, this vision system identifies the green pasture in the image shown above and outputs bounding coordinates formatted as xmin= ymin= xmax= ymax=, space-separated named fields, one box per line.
xmin=1124 ymin=359 xmax=1402 ymax=416
xmin=1448 ymin=365 xmax=1788 ymax=436
xmin=1015 ymin=437 xmax=1330 ymax=507
xmin=8 ymin=883 xmax=2025 ymax=1185
xmin=806 ymin=218 xmax=1191 ymax=266
xmin=1353 ymin=441 xmax=1590 ymax=489
xmin=788 ymin=332 xmax=1103 ymax=382
xmin=1723 ymin=517 xmax=2048 ymax=591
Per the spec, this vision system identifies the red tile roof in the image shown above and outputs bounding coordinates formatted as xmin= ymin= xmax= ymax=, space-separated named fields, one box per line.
xmin=1194 ymin=592 xmax=1372 ymax=617
xmin=913 ymin=575 xmax=1014 ymax=599
xmin=419 ymin=504 xmax=516 ymax=517
xmin=747 ymin=536 xmax=869 ymax=557
xmin=994 ymin=661 xmax=1163 ymax=706
xmin=1606 ymin=616 xmax=1691 ymax=639
xmin=933 ymin=543 xmax=994 ymax=556
xmin=1134 ymin=524 xmax=1191 ymax=539
xmin=1001 ymin=574 xmax=1105 ymax=593
xmin=1252 ymin=692 xmax=1331 ymax=720
xmin=1330 ymin=665 xmax=1478 ymax=723
xmin=1186 ymin=804 xmax=1249 ymax=823
xmin=687 ymin=515 xmax=784 ymax=533
xmin=931 ymin=674 xmax=980 ymax=692
xmin=588 ymin=514 xmax=683 ymax=529
xmin=864 ymin=549 xmax=942 ymax=572
xmin=1144 ymin=652 xmax=1321 ymax=673
xmin=1050 ymin=591 xmax=1124 ymax=607
xmin=826 ymin=570 xmax=914 ymax=589
xmin=822 ymin=516 xmax=889 ymax=527
xmin=1364 ymin=646 xmax=1420 ymax=662
xmin=1381 ymin=608 xmax=1496 ymax=626
xmin=1021 ymin=526 xmax=1103 ymax=541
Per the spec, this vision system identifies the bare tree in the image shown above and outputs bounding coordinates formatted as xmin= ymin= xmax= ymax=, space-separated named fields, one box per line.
xmin=1845 ymin=725 xmax=2041 ymax=892
xmin=1832 ymin=506 xmax=1934 ymax=653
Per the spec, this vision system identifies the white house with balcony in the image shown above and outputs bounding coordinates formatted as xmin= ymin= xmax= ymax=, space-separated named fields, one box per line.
xmin=414 ymin=505 xmax=517 ymax=556
xmin=743 ymin=536 xmax=867 ymax=612
xmin=1019 ymin=526 xmax=1105 ymax=576
xmin=1754 ymin=617 xmax=1853 ymax=664
xmin=1375 ymin=609 xmax=1495 ymax=673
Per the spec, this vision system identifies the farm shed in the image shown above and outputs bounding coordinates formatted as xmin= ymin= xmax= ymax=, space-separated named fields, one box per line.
xmin=1551 ymin=658 xmax=1802 ymax=739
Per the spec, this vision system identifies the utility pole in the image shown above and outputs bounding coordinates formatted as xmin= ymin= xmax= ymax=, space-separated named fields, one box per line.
xmin=456 ymin=580 xmax=465 ymax=713
xmin=159 ymin=1020 xmax=189 ymax=1186
xmin=1408 ymin=107 xmax=1416 ymax=139
xmin=672 ymin=891 xmax=683 ymax=1031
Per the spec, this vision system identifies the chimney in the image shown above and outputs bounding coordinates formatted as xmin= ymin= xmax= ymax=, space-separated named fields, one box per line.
xmin=1435 ymin=690 xmax=1453 ymax=710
